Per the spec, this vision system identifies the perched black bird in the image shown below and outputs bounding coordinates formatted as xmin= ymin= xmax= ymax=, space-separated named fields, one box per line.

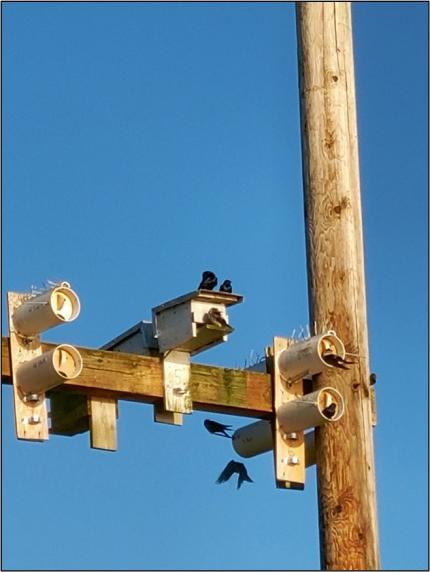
xmin=369 ymin=373 xmax=377 ymax=386
xmin=322 ymin=403 xmax=337 ymax=419
xmin=219 ymin=280 xmax=232 ymax=293
xmin=322 ymin=352 xmax=355 ymax=370
xmin=216 ymin=460 xmax=253 ymax=489
xmin=204 ymin=308 xmax=234 ymax=333
xmin=198 ymin=271 xmax=218 ymax=291
xmin=204 ymin=419 xmax=233 ymax=438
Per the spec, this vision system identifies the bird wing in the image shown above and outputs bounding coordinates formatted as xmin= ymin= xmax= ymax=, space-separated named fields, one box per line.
xmin=322 ymin=404 xmax=337 ymax=418
xmin=212 ymin=421 xmax=232 ymax=431
xmin=216 ymin=460 xmax=237 ymax=484
xmin=205 ymin=323 xmax=234 ymax=334
xmin=323 ymin=353 xmax=351 ymax=369
xmin=237 ymin=464 xmax=254 ymax=489
xmin=205 ymin=420 xmax=232 ymax=432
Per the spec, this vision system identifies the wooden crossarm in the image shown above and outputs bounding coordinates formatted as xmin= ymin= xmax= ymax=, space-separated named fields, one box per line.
xmin=1 ymin=336 xmax=271 ymax=418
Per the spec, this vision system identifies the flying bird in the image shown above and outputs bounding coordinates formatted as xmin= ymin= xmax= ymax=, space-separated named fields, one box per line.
xmin=322 ymin=403 xmax=337 ymax=419
xmin=204 ymin=308 xmax=233 ymax=332
xmin=369 ymin=373 xmax=377 ymax=386
xmin=198 ymin=271 xmax=218 ymax=291
xmin=219 ymin=280 xmax=232 ymax=293
xmin=204 ymin=419 xmax=233 ymax=438
xmin=216 ymin=460 xmax=253 ymax=489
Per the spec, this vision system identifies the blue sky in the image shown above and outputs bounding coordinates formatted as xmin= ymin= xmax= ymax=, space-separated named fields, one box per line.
xmin=1 ymin=2 xmax=428 ymax=570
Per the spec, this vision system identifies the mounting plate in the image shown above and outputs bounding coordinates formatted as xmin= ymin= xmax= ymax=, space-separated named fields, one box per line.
xmin=272 ymin=337 xmax=305 ymax=490
xmin=7 ymin=292 xmax=49 ymax=441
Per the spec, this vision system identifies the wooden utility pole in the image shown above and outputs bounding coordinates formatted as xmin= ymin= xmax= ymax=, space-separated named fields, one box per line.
xmin=296 ymin=2 xmax=380 ymax=569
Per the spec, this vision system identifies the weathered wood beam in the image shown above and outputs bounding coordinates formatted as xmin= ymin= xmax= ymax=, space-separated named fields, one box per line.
xmin=1 ymin=336 xmax=271 ymax=418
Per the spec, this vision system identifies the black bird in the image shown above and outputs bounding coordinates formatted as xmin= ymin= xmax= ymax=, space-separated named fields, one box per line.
xmin=198 ymin=271 xmax=218 ymax=291
xmin=322 ymin=403 xmax=337 ymax=419
xmin=204 ymin=419 xmax=233 ymax=438
xmin=219 ymin=280 xmax=232 ymax=293
xmin=216 ymin=460 xmax=253 ymax=489
xmin=204 ymin=308 xmax=234 ymax=333
xmin=322 ymin=352 xmax=355 ymax=370
xmin=369 ymin=373 xmax=377 ymax=386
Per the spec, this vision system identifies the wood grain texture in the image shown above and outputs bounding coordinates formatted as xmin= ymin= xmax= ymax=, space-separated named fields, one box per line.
xmin=296 ymin=3 xmax=380 ymax=569
xmin=2 ymin=337 xmax=271 ymax=417
xmin=89 ymin=397 xmax=117 ymax=451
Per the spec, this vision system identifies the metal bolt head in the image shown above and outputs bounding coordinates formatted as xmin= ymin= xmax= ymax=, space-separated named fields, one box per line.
xmin=287 ymin=455 xmax=300 ymax=466
xmin=23 ymin=393 xmax=40 ymax=403
xmin=29 ymin=415 xmax=41 ymax=424
xmin=173 ymin=387 xmax=187 ymax=396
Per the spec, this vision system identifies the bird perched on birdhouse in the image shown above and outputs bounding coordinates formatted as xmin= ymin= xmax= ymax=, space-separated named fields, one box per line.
xmin=219 ymin=280 xmax=232 ymax=293
xmin=198 ymin=271 xmax=218 ymax=291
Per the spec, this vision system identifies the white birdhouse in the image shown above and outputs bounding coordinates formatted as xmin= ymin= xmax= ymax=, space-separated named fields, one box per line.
xmin=152 ymin=290 xmax=243 ymax=355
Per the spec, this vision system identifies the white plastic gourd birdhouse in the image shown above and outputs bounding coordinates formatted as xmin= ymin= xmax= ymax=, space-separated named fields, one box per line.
xmin=277 ymin=331 xmax=346 ymax=384
xmin=7 ymin=282 xmax=83 ymax=442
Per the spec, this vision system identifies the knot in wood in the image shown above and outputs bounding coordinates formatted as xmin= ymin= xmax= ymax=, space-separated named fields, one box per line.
xmin=335 ymin=196 xmax=352 ymax=215
xmin=324 ymin=129 xmax=336 ymax=150
xmin=334 ymin=503 xmax=342 ymax=514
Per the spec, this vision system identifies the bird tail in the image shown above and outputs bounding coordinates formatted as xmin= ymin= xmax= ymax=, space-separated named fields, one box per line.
xmin=237 ymin=475 xmax=253 ymax=489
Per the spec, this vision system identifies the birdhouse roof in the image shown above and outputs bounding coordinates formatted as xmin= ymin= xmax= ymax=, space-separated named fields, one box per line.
xmin=152 ymin=290 xmax=244 ymax=314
